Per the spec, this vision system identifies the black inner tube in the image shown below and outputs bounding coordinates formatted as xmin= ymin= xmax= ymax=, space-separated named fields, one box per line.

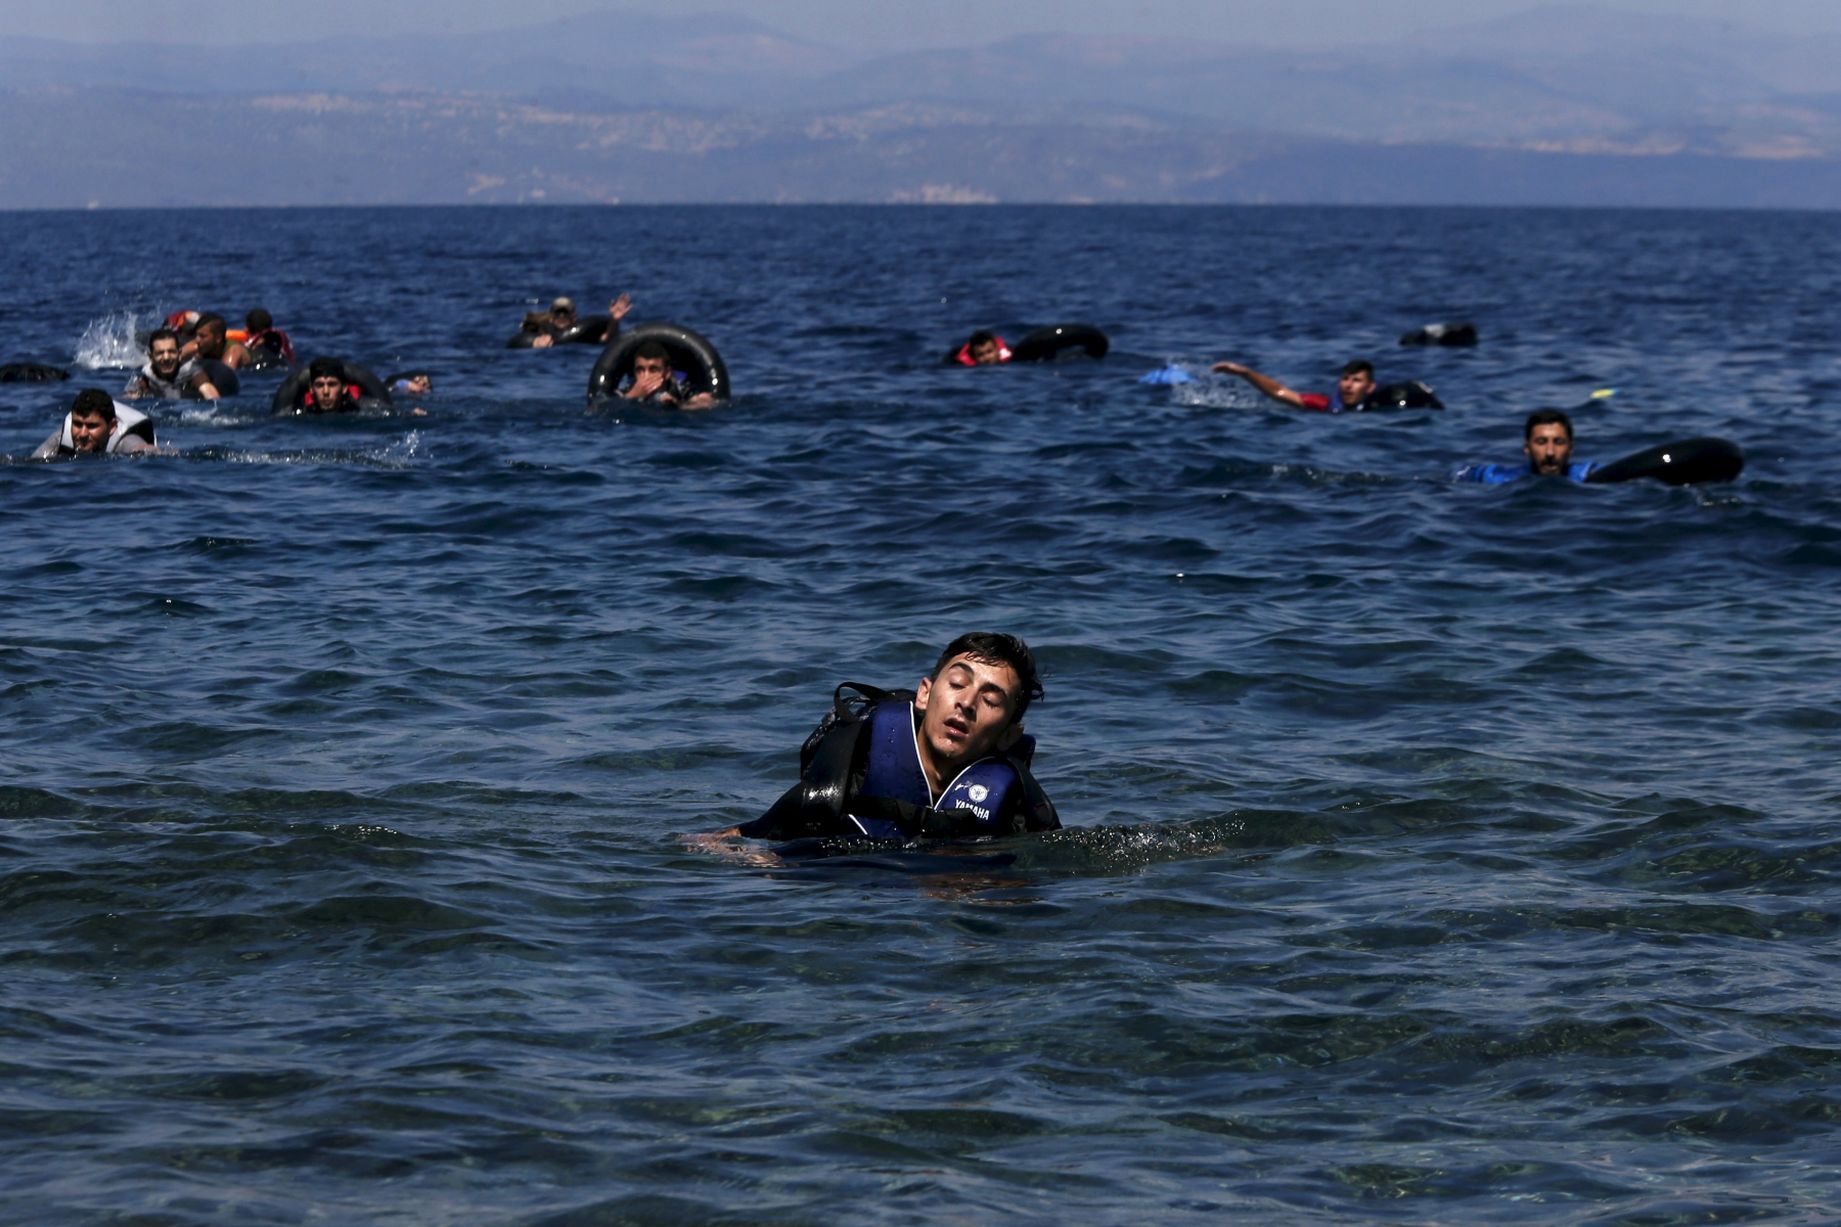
xmin=1362 ymin=381 xmax=1444 ymax=410
xmin=1586 ymin=437 xmax=1743 ymax=486
xmin=587 ymin=323 xmax=730 ymax=404
xmin=1011 ymin=323 xmax=1109 ymax=363
xmin=0 ymin=362 xmax=70 ymax=382
xmin=271 ymin=359 xmax=393 ymax=414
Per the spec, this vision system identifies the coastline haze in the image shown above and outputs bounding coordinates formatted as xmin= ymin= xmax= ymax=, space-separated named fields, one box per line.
xmin=5 ymin=2 xmax=1841 ymax=207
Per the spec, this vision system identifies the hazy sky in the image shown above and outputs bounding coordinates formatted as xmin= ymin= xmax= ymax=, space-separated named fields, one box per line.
xmin=7 ymin=0 xmax=1841 ymax=49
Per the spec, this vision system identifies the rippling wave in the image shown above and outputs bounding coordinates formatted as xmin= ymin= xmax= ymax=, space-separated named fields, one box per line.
xmin=1 ymin=205 xmax=1838 ymax=1223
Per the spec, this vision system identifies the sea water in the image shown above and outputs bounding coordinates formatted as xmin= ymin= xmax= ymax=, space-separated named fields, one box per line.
xmin=1 ymin=204 xmax=1838 ymax=1224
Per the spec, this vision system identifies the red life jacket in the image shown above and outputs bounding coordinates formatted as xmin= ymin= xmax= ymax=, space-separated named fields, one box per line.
xmin=953 ymin=335 xmax=1012 ymax=367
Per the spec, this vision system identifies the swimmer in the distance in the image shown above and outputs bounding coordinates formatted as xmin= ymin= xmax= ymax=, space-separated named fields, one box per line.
xmin=616 ymin=340 xmax=716 ymax=409
xmin=32 ymin=387 xmax=159 ymax=458
xmin=1453 ymin=409 xmax=1597 ymax=484
xmin=693 ymin=631 xmax=1060 ymax=851
xmin=953 ymin=330 xmax=1012 ymax=366
xmin=123 ymin=328 xmax=221 ymax=401
xmin=1210 ymin=357 xmax=1377 ymax=413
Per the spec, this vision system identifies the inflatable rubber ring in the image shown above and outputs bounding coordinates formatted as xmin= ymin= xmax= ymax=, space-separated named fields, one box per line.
xmin=1011 ymin=323 xmax=1109 ymax=363
xmin=587 ymin=322 xmax=730 ymax=405
xmin=1587 ymin=437 xmax=1743 ymax=486
xmin=271 ymin=358 xmax=393 ymax=414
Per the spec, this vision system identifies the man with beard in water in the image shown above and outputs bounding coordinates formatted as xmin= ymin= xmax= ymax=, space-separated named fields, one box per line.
xmin=695 ymin=632 xmax=1060 ymax=849
xmin=123 ymin=328 xmax=223 ymax=401
xmin=1453 ymin=409 xmax=1599 ymax=484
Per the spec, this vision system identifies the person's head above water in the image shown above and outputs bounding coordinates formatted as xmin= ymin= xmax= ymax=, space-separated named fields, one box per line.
xmin=307 ymin=357 xmax=347 ymax=412
xmin=192 ymin=313 xmax=228 ymax=360
xmin=631 ymin=340 xmax=672 ymax=380
xmin=67 ymin=387 xmax=118 ymax=453
xmin=967 ymin=330 xmax=1004 ymax=366
xmin=550 ymin=297 xmax=575 ymax=328
xmin=914 ymin=632 xmax=1043 ymax=782
xmin=1336 ymin=359 xmax=1376 ymax=408
xmin=1524 ymin=408 xmax=1576 ymax=476
xmin=146 ymin=328 xmax=183 ymax=378
xmin=246 ymin=307 xmax=274 ymax=333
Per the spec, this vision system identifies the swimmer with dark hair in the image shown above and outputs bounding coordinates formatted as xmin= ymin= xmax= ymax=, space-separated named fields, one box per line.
xmin=123 ymin=329 xmax=222 ymax=401
xmin=953 ymin=330 xmax=1012 ymax=366
xmin=243 ymin=308 xmax=295 ymax=365
xmin=1452 ymin=409 xmax=1597 ymax=484
xmin=1211 ymin=357 xmax=1380 ymax=413
xmin=693 ymin=631 xmax=1060 ymax=850
xmin=615 ymin=339 xmax=715 ymax=408
xmin=298 ymin=357 xmax=369 ymax=415
xmin=32 ymin=387 xmax=158 ymax=458
xmin=179 ymin=314 xmax=244 ymax=390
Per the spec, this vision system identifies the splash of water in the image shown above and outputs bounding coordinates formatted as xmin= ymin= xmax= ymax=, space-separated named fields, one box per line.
xmin=73 ymin=310 xmax=151 ymax=370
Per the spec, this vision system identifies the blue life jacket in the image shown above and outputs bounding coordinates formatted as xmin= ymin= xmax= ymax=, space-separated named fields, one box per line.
xmin=1452 ymin=459 xmax=1597 ymax=485
xmin=850 ymin=701 xmax=1025 ymax=840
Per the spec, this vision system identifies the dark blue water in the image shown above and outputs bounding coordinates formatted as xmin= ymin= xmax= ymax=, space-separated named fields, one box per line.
xmin=2 ymin=205 xmax=1839 ymax=1224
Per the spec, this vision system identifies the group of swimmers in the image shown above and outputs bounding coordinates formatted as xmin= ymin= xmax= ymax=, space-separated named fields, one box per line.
xmin=23 ymin=296 xmax=1731 ymax=488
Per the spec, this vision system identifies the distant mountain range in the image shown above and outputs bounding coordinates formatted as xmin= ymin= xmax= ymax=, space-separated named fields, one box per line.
xmin=5 ymin=4 xmax=1841 ymax=208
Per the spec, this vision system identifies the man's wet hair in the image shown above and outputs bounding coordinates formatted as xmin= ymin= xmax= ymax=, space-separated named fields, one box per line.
xmin=195 ymin=312 xmax=226 ymax=332
xmin=148 ymin=327 xmax=178 ymax=353
xmin=633 ymin=340 xmax=670 ymax=364
xmin=70 ymin=388 xmax=116 ymax=420
xmin=931 ymin=632 xmax=1044 ymax=719
xmin=308 ymin=357 xmax=345 ymax=382
xmin=1525 ymin=408 xmax=1574 ymax=441
xmin=246 ymin=308 xmax=272 ymax=332
xmin=1340 ymin=358 xmax=1374 ymax=379
xmin=968 ymin=330 xmax=997 ymax=349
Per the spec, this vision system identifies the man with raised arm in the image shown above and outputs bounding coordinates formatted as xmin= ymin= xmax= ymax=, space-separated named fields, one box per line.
xmin=1210 ymin=356 xmax=1379 ymax=413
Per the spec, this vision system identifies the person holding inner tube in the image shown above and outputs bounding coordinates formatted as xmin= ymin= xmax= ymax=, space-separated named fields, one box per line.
xmin=1210 ymin=357 xmax=1381 ymax=413
xmin=123 ymin=328 xmax=222 ymax=401
xmin=693 ymin=632 xmax=1060 ymax=850
xmin=1452 ymin=409 xmax=1597 ymax=484
xmin=32 ymin=387 xmax=158 ymax=459
xmin=955 ymin=330 xmax=1012 ymax=366
xmin=615 ymin=339 xmax=715 ymax=409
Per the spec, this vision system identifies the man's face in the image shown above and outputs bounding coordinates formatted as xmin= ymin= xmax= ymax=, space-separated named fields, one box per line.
xmin=633 ymin=355 xmax=669 ymax=382
xmin=194 ymin=321 xmax=226 ymax=359
xmin=401 ymin=375 xmax=431 ymax=395
xmin=69 ymin=409 xmax=113 ymax=452
xmin=551 ymin=306 xmax=575 ymax=330
xmin=914 ymin=653 xmax=1022 ymax=776
xmin=1525 ymin=422 xmax=1574 ymax=476
xmin=149 ymin=337 xmax=182 ymax=378
xmin=310 ymin=375 xmax=345 ymax=411
xmin=1338 ymin=368 xmax=1376 ymax=407
xmin=970 ymin=340 xmax=1001 ymax=365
